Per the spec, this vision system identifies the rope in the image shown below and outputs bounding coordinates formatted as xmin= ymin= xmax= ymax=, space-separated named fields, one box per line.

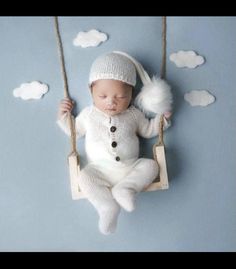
xmin=54 ymin=16 xmax=167 ymax=156
xmin=54 ymin=16 xmax=77 ymax=155
xmin=160 ymin=16 xmax=167 ymax=80
xmin=155 ymin=16 xmax=167 ymax=148
xmin=157 ymin=115 xmax=165 ymax=146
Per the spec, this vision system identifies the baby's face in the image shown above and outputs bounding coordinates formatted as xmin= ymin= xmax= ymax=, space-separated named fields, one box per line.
xmin=91 ymin=79 xmax=132 ymax=116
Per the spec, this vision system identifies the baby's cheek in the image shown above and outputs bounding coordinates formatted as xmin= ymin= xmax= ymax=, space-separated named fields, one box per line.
xmin=121 ymin=100 xmax=130 ymax=108
xmin=118 ymin=104 xmax=127 ymax=112
xmin=95 ymin=99 xmax=104 ymax=109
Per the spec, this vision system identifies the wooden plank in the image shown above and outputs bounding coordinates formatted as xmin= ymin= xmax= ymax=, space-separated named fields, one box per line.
xmin=68 ymin=154 xmax=86 ymax=200
xmin=145 ymin=145 xmax=169 ymax=191
xmin=68 ymin=145 xmax=169 ymax=198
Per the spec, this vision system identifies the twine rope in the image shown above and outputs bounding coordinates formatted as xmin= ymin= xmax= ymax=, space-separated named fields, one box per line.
xmin=54 ymin=16 xmax=77 ymax=155
xmin=157 ymin=16 xmax=167 ymax=147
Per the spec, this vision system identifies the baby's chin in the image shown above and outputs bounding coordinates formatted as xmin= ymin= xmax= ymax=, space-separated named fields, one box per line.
xmin=104 ymin=108 xmax=123 ymax=116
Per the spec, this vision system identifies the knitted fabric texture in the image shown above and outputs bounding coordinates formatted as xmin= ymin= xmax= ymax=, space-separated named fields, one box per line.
xmin=57 ymin=106 xmax=171 ymax=234
xmin=89 ymin=51 xmax=173 ymax=118
xmin=57 ymin=105 xmax=170 ymax=166
xmin=89 ymin=52 xmax=137 ymax=86
xmin=77 ymin=158 xmax=158 ymax=234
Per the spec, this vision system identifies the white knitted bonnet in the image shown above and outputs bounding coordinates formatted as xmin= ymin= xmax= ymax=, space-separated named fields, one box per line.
xmin=89 ymin=51 xmax=151 ymax=86
xmin=89 ymin=51 xmax=173 ymax=116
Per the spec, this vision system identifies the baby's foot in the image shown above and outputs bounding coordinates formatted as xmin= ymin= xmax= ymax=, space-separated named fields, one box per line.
xmin=98 ymin=203 xmax=120 ymax=235
xmin=112 ymin=186 xmax=136 ymax=212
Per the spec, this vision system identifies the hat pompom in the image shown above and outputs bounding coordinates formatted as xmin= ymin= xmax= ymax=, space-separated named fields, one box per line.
xmin=134 ymin=77 xmax=173 ymax=117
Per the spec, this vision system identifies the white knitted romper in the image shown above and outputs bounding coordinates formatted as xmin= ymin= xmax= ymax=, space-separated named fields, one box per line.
xmin=57 ymin=105 xmax=170 ymax=234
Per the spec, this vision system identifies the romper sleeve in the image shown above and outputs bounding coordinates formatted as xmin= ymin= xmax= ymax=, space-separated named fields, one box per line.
xmin=56 ymin=107 xmax=89 ymax=139
xmin=132 ymin=107 xmax=171 ymax=139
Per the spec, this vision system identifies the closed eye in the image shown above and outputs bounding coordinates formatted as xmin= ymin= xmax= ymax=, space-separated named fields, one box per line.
xmin=117 ymin=96 xmax=128 ymax=99
xmin=99 ymin=96 xmax=107 ymax=99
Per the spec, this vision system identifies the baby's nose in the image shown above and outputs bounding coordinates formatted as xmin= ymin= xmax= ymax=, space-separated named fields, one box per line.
xmin=107 ymin=98 xmax=115 ymax=105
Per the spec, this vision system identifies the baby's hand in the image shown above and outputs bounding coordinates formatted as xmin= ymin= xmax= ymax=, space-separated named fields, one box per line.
xmin=57 ymin=98 xmax=75 ymax=119
xmin=163 ymin=111 xmax=172 ymax=120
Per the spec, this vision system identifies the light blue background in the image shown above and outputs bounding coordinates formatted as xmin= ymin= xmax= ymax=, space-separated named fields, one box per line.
xmin=0 ymin=16 xmax=236 ymax=251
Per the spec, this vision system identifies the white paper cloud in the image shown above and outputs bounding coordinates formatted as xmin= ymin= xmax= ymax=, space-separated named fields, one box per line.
xmin=13 ymin=81 xmax=49 ymax=100
xmin=170 ymin=50 xmax=205 ymax=68
xmin=184 ymin=90 xmax=215 ymax=106
xmin=73 ymin=29 xmax=108 ymax=48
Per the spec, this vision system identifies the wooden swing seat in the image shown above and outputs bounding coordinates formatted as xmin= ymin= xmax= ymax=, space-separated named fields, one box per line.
xmin=68 ymin=141 xmax=169 ymax=200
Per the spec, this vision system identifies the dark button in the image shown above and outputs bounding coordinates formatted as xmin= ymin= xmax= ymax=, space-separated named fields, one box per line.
xmin=110 ymin=126 xmax=117 ymax=132
xmin=115 ymin=156 xmax=120 ymax=161
xmin=111 ymin=141 xmax=117 ymax=148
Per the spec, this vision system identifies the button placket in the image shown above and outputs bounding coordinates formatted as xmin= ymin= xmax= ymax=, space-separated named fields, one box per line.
xmin=108 ymin=117 xmax=121 ymax=161
xmin=109 ymin=118 xmax=118 ymax=154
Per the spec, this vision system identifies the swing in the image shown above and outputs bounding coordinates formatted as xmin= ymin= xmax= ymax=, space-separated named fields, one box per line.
xmin=54 ymin=17 xmax=169 ymax=200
